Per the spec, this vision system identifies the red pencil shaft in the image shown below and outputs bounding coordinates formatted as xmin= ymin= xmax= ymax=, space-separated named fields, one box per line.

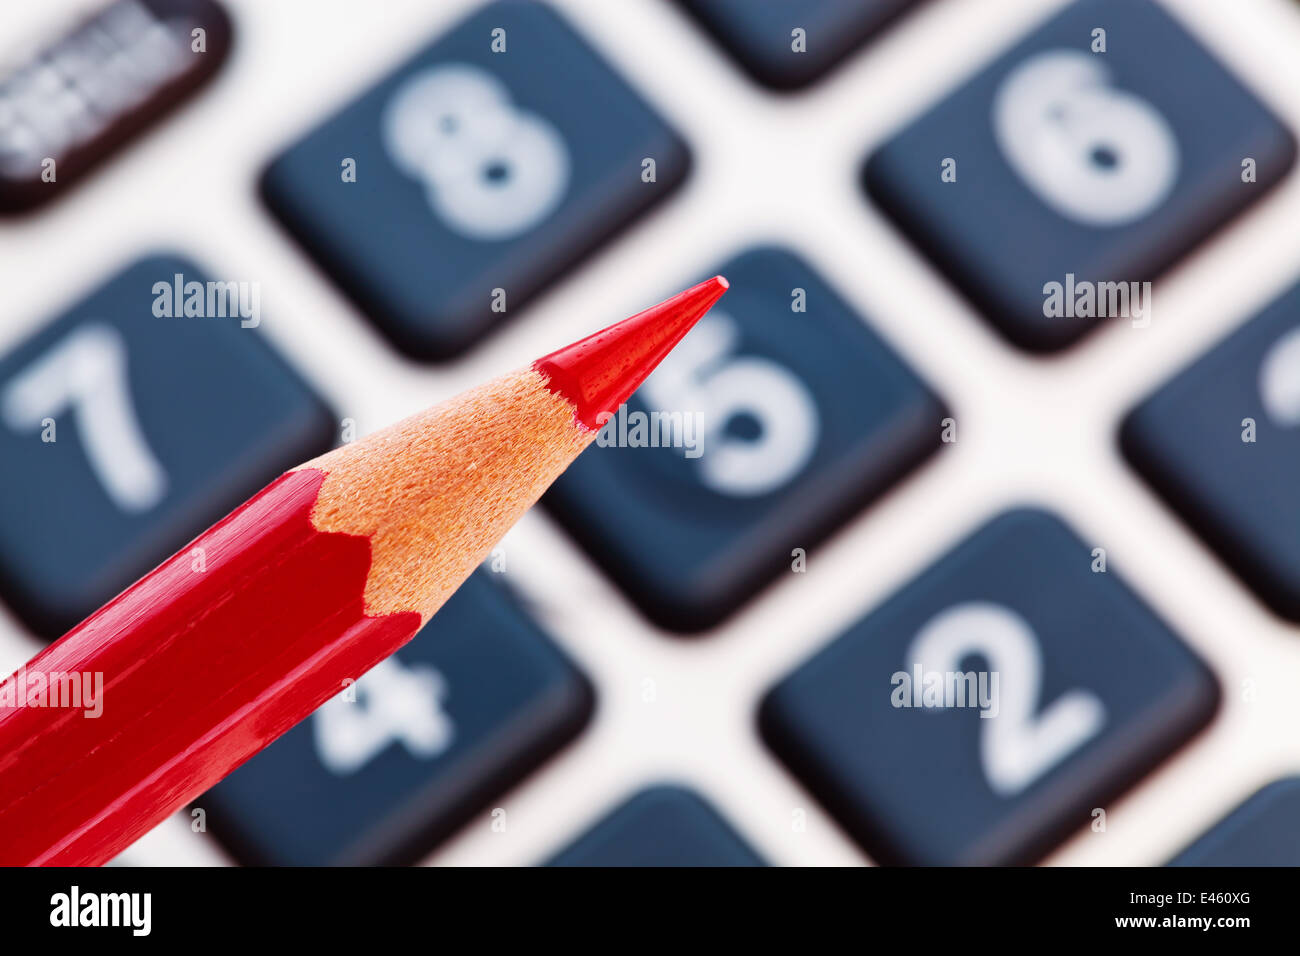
xmin=0 ymin=469 xmax=418 ymax=866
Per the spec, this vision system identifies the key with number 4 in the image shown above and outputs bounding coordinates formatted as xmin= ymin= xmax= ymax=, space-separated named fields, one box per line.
xmin=203 ymin=574 xmax=593 ymax=866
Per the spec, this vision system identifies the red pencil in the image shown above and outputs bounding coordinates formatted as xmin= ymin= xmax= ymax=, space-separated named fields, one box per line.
xmin=0 ymin=276 xmax=728 ymax=866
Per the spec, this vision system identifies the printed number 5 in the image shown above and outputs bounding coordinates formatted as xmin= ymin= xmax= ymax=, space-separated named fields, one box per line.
xmin=1 ymin=324 xmax=167 ymax=512
xmin=907 ymin=602 xmax=1105 ymax=796
xmin=640 ymin=311 xmax=818 ymax=497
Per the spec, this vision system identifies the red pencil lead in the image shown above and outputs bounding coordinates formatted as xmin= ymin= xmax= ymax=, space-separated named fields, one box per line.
xmin=533 ymin=275 xmax=729 ymax=430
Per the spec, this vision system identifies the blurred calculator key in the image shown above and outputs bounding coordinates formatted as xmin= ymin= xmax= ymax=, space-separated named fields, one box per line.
xmin=262 ymin=0 xmax=688 ymax=359
xmin=545 ymin=247 xmax=945 ymax=632
xmin=546 ymin=785 xmax=766 ymax=866
xmin=1122 ymin=282 xmax=1300 ymax=620
xmin=0 ymin=0 xmax=232 ymax=214
xmin=760 ymin=509 xmax=1218 ymax=865
xmin=1168 ymin=778 xmax=1300 ymax=866
xmin=863 ymin=0 xmax=1295 ymax=352
xmin=679 ymin=0 xmax=915 ymax=90
xmin=0 ymin=254 xmax=333 ymax=638
xmin=203 ymin=574 xmax=593 ymax=866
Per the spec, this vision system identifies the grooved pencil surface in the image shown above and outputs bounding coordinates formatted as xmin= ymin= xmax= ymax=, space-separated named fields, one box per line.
xmin=301 ymin=367 xmax=593 ymax=622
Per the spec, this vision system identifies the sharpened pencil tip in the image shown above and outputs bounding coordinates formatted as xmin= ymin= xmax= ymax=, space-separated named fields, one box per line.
xmin=533 ymin=275 xmax=729 ymax=430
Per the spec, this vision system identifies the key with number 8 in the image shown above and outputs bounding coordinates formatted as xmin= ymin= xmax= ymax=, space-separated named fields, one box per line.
xmin=261 ymin=0 xmax=689 ymax=359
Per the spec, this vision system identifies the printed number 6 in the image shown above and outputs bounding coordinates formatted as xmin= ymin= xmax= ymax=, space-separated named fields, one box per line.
xmin=1 ymin=323 xmax=167 ymax=512
xmin=640 ymin=311 xmax=818 ymax=497
xmin=993 ymin=50 xmax=1179 ymax=226
xmin=906 ymin=601 xmax=1106 ymax=796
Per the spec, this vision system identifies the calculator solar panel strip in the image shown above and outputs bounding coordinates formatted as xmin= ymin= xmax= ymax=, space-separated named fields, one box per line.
xmin=0 ymin=0 xmax=233 ymax=213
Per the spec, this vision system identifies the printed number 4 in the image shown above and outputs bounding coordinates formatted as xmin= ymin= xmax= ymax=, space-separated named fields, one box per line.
xmin=907 ymin=602 xmax=1106 ymax=796
xmin=314 ymin=657 xmax=455 ymax=776
xmin=1 ymin=323 xmax=167 ymax=512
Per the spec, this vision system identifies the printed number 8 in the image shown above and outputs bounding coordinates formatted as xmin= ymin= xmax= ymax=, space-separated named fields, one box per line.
xmin=382 ymin=64 xmax=569 ymax=240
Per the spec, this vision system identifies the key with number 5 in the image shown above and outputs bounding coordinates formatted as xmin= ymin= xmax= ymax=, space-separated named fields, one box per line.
xmin=760 ymin=509 xmax=1218 ymax=865
xmin=0 ymin=254 xmax=334 ymax=638
xmin=863 ymin=0 xmax=1295 ymax=352
xmin=545 ymin=247 xmax=946 ymax=633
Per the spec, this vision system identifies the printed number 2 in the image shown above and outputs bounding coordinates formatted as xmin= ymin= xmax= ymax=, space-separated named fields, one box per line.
xmin=1 ymin=323 xmax=167 ymax=512
xmin=906 ymin=602 xmax=1106 ymax=796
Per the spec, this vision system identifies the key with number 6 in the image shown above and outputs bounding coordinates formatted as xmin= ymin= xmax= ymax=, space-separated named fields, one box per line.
xmin=863 ymin=0 xmax=1295 ymax=351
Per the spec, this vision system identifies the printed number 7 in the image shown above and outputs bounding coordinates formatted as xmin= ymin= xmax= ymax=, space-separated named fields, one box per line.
xmin=1 ymin=323 xmax=167 ymax=512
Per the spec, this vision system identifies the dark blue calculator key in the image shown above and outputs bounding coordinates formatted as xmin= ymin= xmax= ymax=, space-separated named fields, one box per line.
xmin=863 ymin=0 xmax=1295 ymax=352
xmin=1122 ymin=281 xmax=1300 ymax=620
xmin=0 ymin=0 xmax=233 ymax=214
xmin=262 ymin=0 xmax=688 ymax=360
xmin=0 ymin=253 xmax=334 ymax=638
xmin=545 ymin=785 xmax=766 ymax=867
xmin=760 ymin=509 xmax=1219 ymax=866
xmin=1168 ymin=778 xmax=1300 ymax=866
xmin=202 ymin=573 xmax=593 ymax=866
xmin=678 ymin=0 xmax=915 ymax=90
xmin=545 ymin=246 xmax=945 ymax=633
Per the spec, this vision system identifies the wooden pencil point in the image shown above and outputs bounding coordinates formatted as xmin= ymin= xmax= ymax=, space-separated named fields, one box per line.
xmin=0 ymin=277 xmax=729 ymax=866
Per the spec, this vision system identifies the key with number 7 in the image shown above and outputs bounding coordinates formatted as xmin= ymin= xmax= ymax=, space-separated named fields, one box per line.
xmin=0 ymin=254 xmax=334 ymax=638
